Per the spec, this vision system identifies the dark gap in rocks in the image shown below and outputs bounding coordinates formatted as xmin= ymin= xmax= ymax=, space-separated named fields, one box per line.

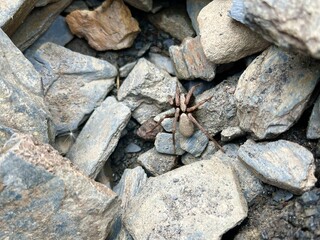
xmin=221 ymin=217 xmax=249 ymax=240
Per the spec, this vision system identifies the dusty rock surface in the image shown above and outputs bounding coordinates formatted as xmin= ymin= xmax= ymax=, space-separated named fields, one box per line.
xmin=66 ymin=0 xmax=140 ymax=51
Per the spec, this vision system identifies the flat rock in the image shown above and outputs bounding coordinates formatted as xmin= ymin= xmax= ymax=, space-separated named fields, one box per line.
xmin=137 ymin=147 xmax=177 ymax=176
xmin=28 ymin=42 xmax=117 ymax=135
xmin=124 ymin=0 xmax=152 ymax=12
xmin=235 ymin=46 xmax=320 ymax=139
xmin=0 ymin=29 xmax=54 ymax=144
xmin=198 ymin=0 xmax=269 ymax=64
xmin=186 ymin=0 xmax=211 ymax=35
xmin=194 ymin=75 xmax=239 ymax=136
xmin=221 ymin=126 xmax=245 ymax=142
xmin=119 ymin=61 xmax=137 ymax=78
xmin=180 ymin=130 xmax=209 ymax=157
xmin=147 ymin=52 xmax=175 ymax=75
xmin=148 ymin=5 xmax=195 ymax=41
xmin=67 ymin=96 xmax=131 ymax=178
xmin=230 ymin=0 xmax=320 ymax=59
xmin=117 ymin=58 xmax=181 ymax=124
xmin=66 ymin=0 xmax=140 ymax=51
xmin=169 ymin=36 xmax=216 ymax=81
xmin=124 ymin=159 xmax=248 ymax=239
xmin=238 ymin=139 xmax=317 ymax=195
xmin=0 ymin=134 xmax=120 ymax=239
xmin=36 ymin=0 xmax=60 ymax=7
xmin=11 ymin=0 xmax=73 ymax=51
xmin=307 ymin=95 xmax=320 ymax=139
xmin=154 ymin=132 xmax=185 ymax=155
xmin=181 ymin=141 xmax=219 ymax=165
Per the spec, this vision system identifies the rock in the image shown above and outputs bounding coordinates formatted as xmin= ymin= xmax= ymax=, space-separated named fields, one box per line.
xmin=137 ymin=148 xmax=177 ymax=176
xmin=54 ymin=130 xmax=78 ymax=155
xmin=154 ymin=132 xmax=185 ymax=155
xmin=64 ymin=0 xmax=89 ymax=13
xmin=124 ymin=0 xmax=152 ymax=12
xmin=11 ymin=0 xmax=73 ymax=51
xmin=0 ymin=29 xmax=54 ymax=144
xmin=215 ymin=144 xmax=264 ymax=203
xmin=67 ymin=96 xmax=131 ymax=178
xmin=186 ymin=0 xmax=211 ymax=34
xmin=124 ymin=159 xmax=248 ymax=239
xmin=230 ymin=0 xmax=320 ymax=59
xmin=181 ymin=141 xmax=219 ymax=165
xmin=147 ymin=52 xmax=176 ymax=75
xmin=307 ymin=95 xmax=320 ymax=139
xmin=136 ymin=118 xmax=162 ymax=141
xmin=0 ymin=134 xmax=119 ymax=239
xmin=238 ymin=139 xmax=317 ymax=195
xmin=119 ymin=61 xmax=137 ymax=78
xmin=180 ymin=130 xmax=209 ymax=157
xmin=85 ymin=0 xmax=102 ymax=8
xmin=169 ymin=36 xmax=216 ymax=81
xmin=194 ymin=75 xmax=239 ymax=136
xmin=117 ymin=58 xmax=181 ymax=124
xmin=28 ymin=42 xmax=117 ymax=135
xmin=36 ymin=0 xmax=60 ymax=7
xmin=148 ymin=5 xmax=195 ymax=41
xmin=66 ymin=0 xmax=140 ymax=51
xmin=198 ymin=0 xmax=270 ymax=64
xmin=65 ymin=37 xmax=97 ymax=57
xmin=125 ymin=143 xmax=141 ymax=153
xmin=235 ymin=46 xmax=320 ymax=139
xmin=0 ymin=0 xmax=38 ymax=37
xmin=221 ymin=126 xmax=245 ymax=142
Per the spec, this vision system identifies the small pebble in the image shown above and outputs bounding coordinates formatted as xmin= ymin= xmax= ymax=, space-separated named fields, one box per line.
xmin=125 ymin=143 xmax=142 ymax=153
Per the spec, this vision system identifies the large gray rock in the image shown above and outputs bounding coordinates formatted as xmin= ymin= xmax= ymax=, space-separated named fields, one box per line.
xmin=117 ymin=58 xmax=181 ymax=124
xmin=230 ymin=0 xmax=320 ymax=59
xmin=235 ymin=46 xmax=320 ymax=139
xmin=0 ymin=29 xmax=54 ymax=145
xmin=186 ymin=0 xmax=211 ymax=34
xmin=307 ymin=95 xmax=320 ymax=139
xmin=0 ymin=134 xmax=120 ymax=239
xmin=198 ymin=0 xmax=269 ymax=64
xmin=124 ymin=159 xmax=248 ymax=239
xmin=67 ymin=97 xmax=131 ymax=178
xmin=238 ymin=139 xmax=317 ymax=195
xmin=29 ymin=42 xmax=117 ymax=135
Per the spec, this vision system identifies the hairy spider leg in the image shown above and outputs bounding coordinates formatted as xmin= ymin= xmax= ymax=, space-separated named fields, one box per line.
xmin=146 ymin=113 xmax=175 ymax=134
xmin=185 ymin=83 xmax=202 ymax=106
xmin=175 ymin=81 xmax=181 ymax=107
xmin=186 ymin=95 xmax=213 ymax=113
xmin=172 ymin=108 xmax=180 ymax=155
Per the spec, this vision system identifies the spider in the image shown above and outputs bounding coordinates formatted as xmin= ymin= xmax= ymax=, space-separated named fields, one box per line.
xmin=150 ymin=82 xmax=223 ymax=153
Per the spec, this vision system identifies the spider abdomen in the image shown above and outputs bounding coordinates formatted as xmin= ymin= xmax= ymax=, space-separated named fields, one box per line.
xmin=179 ymin=113 xmax=194 ymax=137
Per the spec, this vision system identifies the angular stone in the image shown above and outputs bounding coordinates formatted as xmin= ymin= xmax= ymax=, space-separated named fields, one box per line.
xmin=66 ymin=0 xmax=140 ymax=51
xmin=170 ymin=37 xmax=216 ymax=81
xmin=186 ymin=0 xmax=211 ymax=34
xmin=147 ymin=52 xmax=175 ymax=75
xmin=137 ymin=148 xmax=177 ymax=176
xmin=221 ymin=126 xmax=245 ymax=142
xmin=0 ymin=29 xmax=54 ymax=144
xmin=28 ymin=42 xmax=117 ymax=135
xmin=0 ymin=134 xmax=119 ymax=239
xmin=148 ymin=5 xmax=195 ymax=41
xmin=119 ymin=61 xmax=137 ymax=78
xmin=124 ymin=159 xmax=248 ymax=239
xmin=238 ymin=139 xmax=317 ymax=195
xmin=198 ymin=0 xmax=269 ymax=64
xmin=230 ymin=0 xmax=320 ymax=59
xmin=36 ymin=0 xmax=60 ymax=7
xmin=67 ymin=97 xmax=131 ymax=178
xmin=235 ymin=46 xmax=320 ymax=139
xmin=181 ymin=141 xmax=219 ymax=165
xmin=64 ymin=0 xmax=89 ymax=13
xmin=195 ymin=75 xmax=239 ymax=136
xmin=180 ymin=130 xmax=209 ymax=157
xmin=307 ymin=95 xmax=320 ymax=139
xmin=117 ymin=58 xmax=181 ymax=124
xmin=11 ymin=0 xmax=73 ymax=51
xmin=155 ymin=132 xmax=185 ymax=155
xmin=124 ymin=0 xmax=152 ymax=12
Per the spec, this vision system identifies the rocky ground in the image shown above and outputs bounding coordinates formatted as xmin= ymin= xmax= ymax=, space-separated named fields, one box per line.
xmin=1 ymin=0 xmax=320 ymax=239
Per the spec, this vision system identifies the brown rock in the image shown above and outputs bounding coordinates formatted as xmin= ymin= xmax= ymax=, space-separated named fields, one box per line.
xmin=137 ymin=118 xmax=162 ymax=141
xmin=66 ymin=0 xmax=140 ymax=51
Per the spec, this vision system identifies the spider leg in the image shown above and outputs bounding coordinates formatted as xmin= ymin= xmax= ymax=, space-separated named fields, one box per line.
xmin=186 ymin=95 xmax=213 ymax=113
xmin=146 ymin=113 xmax=175 ymax=133
xmin=185 ymin=83 xmax=202 ymax=106
xmin=187 ymin=113 xmax=224 ymax=152
xmin=172 ymin=108 xmax=180 ymax=155
xmin=175 ymin=81 xmax=181 ymax=107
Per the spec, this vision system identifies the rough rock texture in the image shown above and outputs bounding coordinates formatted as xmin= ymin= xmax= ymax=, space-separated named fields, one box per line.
xmin=67 ymin=97 xmax=131 ymax=178
xmin=117 ymin=58 xmax=181 ymax=124
xmin=137 ymin=148 xmax=177 ymax=176
xmin=230 ymin=0 xmax=320 ymax=59
xmin=154 ymin=132 xmax=185 ymax=155
xmin=198 ymin=0 xmax=270 ymax=64
xmin=124 ymin=159 xmax=248 ymax=240
xmin=0 ymin=29 xmax=54 ymax=144
xmin=148 ymin=6 xmax=195 ymax=41
xmin=238 ymin=139 xmax=317 ymax=195
xmin=124 ymin=0 xmax=152 ymax=12
xmin=195 ymin=75 xmax=239 ymax=136
xmin=180 ymin=130 xmax=209 ymax=157
xmin=11 ymin=0 xmax=73 ymax=51
xmin=0 ymin=0 xmax=38 ymax=37
xmin=221 ymin=126 xmax=245 ymax=142
xmin=181 ymin=142 xmax=219 ymax=165
xmin=147 ymin=52 xmax=175 ymax=75
xmin=169 ymin=37 xmax=216 ymax=81
xmin=186 ymin=0 xmax=211 ymax=34
xmin=235 ymin=46 xmax=320 ymax=139
xmin=29 ymin=42 xmax=117 ymax=135
xmin=36 ymin=0 xmax=60 ymax=7
xmin=0 ymin=134 xmax=120 ymax=239
xmin=136 ymin=118 xmax=162 ymax=141
xmin=66 ymin=0 xmax=140 ymax=51
xmin=307 ymin=95 xmax=320 ymax=139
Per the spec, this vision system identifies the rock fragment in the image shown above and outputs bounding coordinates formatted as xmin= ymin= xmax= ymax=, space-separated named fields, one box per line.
xmin=238 ymin=139 xmax=317 ymax=195
xmin=124 ymin=159 xmax=248 ymax=239
xmin=147 ymin=52 xmax=175 ymax=75
xmin=66 ymin=0 xmax=140 ymax=51
xmin=235 ymin=46 xmax=320 ymax=139
xmin=186 ymin=0 xmax=211 ymax=34
xmin=221 ymin=126 xmax=245 ymax=142
xmin=67 ymin=96 xmax=131 ymax=178
xmin=124 ymin=0 xmax=153 ymax=12
xmin=154 ymin=132 xmax=185 ymax=155
xmin=198 ymin=0 xmax=269 ymax=64
xmin=307 ymin=95 xmax=320 ymax=139
xmin=180 ymin=130 xmax=209 ymax=157
xmin=0 ymin=134 xmax=119 ymax=239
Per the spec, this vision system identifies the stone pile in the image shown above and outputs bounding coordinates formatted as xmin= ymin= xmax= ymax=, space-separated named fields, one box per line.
xmin=0 ymin=0 xmax=320 ymax=239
